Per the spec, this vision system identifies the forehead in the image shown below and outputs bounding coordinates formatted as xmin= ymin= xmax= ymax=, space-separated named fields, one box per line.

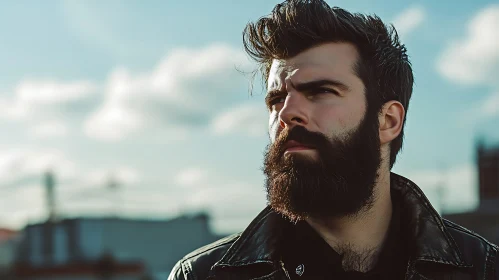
xmin=267 ymin=42 xmax=360 ymax=90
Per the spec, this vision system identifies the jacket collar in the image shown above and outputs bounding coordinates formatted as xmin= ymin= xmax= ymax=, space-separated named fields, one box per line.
xmin=390 ymin=173 xmax=471 ymax=267
xmin=213 ymin=172 xmax=471 ymax=269
xmin=213 ymin=206 xmax=283 ymax=268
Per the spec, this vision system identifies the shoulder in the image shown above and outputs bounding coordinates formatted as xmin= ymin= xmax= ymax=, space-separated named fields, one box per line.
xmin=168 ymin=233 xmax=241 ymax=280
xmin=183 ymin=232 xmax=241 ymax=266
xmin=443 ymin=218 xmax=498 ymax=254
xmin=442 ymin=219 xmax=499 ymax=277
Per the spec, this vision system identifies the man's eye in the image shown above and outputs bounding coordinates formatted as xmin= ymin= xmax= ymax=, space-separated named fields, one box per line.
xmin=311 ymin=87 xmax=338 ymax=95
xmin=270 ymin=96 xmax=286 ymax=105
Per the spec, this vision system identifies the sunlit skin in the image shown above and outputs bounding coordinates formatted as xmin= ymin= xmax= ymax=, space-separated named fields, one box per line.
xmin=266 ymin=42 xmax=405 ymax=270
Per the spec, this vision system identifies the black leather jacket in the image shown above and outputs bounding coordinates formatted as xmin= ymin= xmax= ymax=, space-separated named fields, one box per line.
xmin=168 ymin=173 xmax=499 ymax=279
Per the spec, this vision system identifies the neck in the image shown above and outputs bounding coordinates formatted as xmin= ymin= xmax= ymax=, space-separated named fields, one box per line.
xmin=305 ymin=171 xmax=393 ymax=272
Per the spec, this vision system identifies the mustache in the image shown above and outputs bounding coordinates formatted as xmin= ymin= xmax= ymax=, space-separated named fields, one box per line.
xmin=275 ymin=126 xmax=332 ymax=154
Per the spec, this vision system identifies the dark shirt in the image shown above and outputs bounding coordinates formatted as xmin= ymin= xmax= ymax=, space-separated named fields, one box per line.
xmin=281 ymin=192 xmax=408 ymax=279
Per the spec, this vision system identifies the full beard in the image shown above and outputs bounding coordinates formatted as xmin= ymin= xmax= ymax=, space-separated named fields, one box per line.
xmin=263 ymin=111 xmax=381 ymax=222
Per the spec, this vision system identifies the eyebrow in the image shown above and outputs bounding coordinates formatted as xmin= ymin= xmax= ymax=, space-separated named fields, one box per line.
xmin=265 ymin=78 xmax=350 ymax=105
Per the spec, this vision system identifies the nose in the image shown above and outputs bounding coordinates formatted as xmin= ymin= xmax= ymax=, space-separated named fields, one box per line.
xmin=278 ymin=92 xmax=309 ymax=130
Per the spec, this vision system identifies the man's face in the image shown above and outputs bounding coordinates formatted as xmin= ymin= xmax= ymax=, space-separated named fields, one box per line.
xmin=263 ymin=42 xmax=382 ymax=221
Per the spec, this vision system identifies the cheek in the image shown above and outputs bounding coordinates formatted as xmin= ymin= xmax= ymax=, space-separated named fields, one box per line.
xmin=268 ymin=110 xmax=280 ymax=143
xmin=314 ymin=106 xmax=345 ymax=131
xmin=315 ymin=105 xmax=362 ymax=134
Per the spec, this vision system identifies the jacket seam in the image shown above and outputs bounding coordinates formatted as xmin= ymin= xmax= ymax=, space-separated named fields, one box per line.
xmin=444 ymin=219 xmax=497 ymax=248
xmin=181 ymin=259 xmax=196 ymax=280
xmin=413 ymin=272 xmax=432 ymax=280
xmin=406 ymin=260 xmax=433 ymax=280
xmin=484 ymin=245 xmax=497 ymax=280
xmin=493 ymin=246 xmax=498 ymax=279
xmin=416 ymin=256 xmax=465 ymax=265
xmin=484 ymin=245 xmax=491 ymax=280
xmin=216 ymin=259 xmax=274 ymax=267
xmin=405 ymin=258 xmax=415 ymax=279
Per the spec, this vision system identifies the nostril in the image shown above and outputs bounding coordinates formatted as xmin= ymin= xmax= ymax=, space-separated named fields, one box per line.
xmin=292 ymin=117 xmax=303 ymax=123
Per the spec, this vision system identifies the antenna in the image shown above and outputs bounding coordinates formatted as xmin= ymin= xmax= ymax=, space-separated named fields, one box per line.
xmin=106 ymin=173 xmax=122 ymax=217
xmin=44 ymin=170 xmax=57 ymax=222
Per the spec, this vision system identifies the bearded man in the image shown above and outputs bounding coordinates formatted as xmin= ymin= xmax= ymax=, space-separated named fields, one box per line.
xmin=169 ymin=0 xmax=499 ymax=279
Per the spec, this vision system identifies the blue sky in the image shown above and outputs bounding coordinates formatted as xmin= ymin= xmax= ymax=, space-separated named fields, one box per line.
xmin=0 ymin=0 xmax=498 ymax=234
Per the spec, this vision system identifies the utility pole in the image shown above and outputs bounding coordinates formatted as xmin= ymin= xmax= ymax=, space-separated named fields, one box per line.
xmin=107 ymin=173 xmax=122 ymax=217
xmin=44 ymin=170 xmax=57 ymax=222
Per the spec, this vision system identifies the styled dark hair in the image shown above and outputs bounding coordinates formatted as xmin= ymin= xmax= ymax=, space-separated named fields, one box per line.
xmin=243 ymin=0 xmax=413 ymax=169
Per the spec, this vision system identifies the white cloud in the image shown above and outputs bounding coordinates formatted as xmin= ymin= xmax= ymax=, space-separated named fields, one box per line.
xmin=211 ymin=103 xmax=268 ymax=137
xmin=461 ymin=91 xmax=499 ymax=124
xmin=16 ymin=80 xmax=95 ymax=105
xmin=478 ymin=91 xmax=499 ymax=118
xmin=31 ymin=120 xmax=69 ymax=138
xmin=392 ymin=5 xmax=426 ymax=39
xmin=175 ymin=167 xmax=208 ymax=187
xmin=437 ymin=5 xmax=499 ymax=86
xmin=83 ymin=101 xmax=143 ymax=141
xmin=0 ymin=79 xmax=97 ymax=120
xmin=84 ymin=44 xmax=253 ymax=141
xmin=0 ymin=149 xmax=78 ymax=187
xmin=0 ymin=45 xmax=255 ymax=142
xmin=84 ymin=166 xmax=141 ymax=188
xmin=0 ymin=79 xmax=97 ymax=140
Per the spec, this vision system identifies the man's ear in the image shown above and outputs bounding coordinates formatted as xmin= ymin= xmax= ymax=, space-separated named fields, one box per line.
xmin=379 ymin=101 xmax=405 ymax=145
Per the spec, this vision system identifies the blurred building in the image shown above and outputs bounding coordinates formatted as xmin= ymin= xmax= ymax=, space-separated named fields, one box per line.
xmin=0 ymin=228 xmax=20 ymax=279
xmin=444 ymin=142 xmax=499 ymax=244
xmin=13 ymin=213 xmax=221 ymax=280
